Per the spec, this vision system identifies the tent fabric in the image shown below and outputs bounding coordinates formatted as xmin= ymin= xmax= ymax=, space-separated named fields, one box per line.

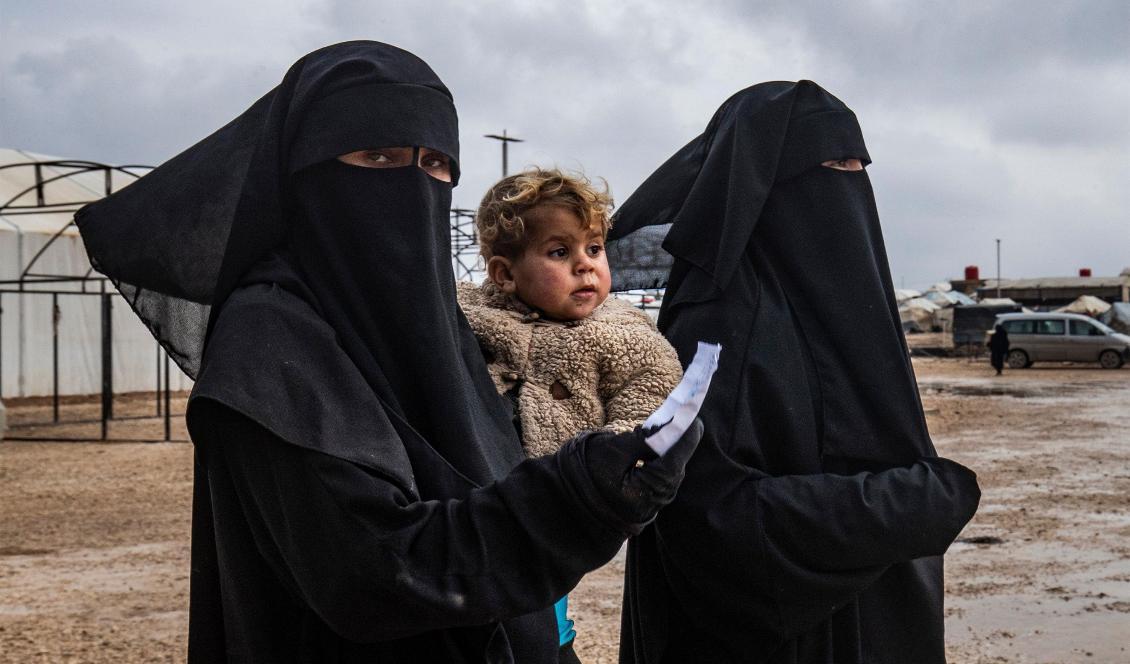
xmin=0 ymin=148 xmax=190 ymax=397
xmin=923 ymin=289 xmax=975 ymax=307
xmin=1055 ymin=294 xmax=1112 ymax=316
xmin=1100 ymin=302 xmax=1130 ymax=334
xmin=898 ymin=297 xmax=941 ymax=332
xmin=894 ymin=288 xmax=921 ymax=303
xmin=977 ymin=297 xmax=1019 ymax=307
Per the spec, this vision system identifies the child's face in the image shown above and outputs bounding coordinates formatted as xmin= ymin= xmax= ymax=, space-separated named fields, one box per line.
xmin=502 ymin=206 xmax=611 ymax=321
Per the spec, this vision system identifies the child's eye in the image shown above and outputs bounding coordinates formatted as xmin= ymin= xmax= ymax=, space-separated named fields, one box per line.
xmin=549 ymin=247 xmax=568 ymax=258
xmin=587 ymin=244 xmax=604 ymax=256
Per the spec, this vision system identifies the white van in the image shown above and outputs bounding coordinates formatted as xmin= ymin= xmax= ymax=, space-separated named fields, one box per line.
xmin=992 ymin=312 xmax=1130 ymax=369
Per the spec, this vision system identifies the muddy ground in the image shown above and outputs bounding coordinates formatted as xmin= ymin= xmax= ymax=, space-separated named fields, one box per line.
xmin=1 ymin=358 xmax=1127 ymax=663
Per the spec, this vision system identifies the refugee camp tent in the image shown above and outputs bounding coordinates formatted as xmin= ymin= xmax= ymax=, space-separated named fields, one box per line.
xmin=1055 ymin=294 xmax=1112 ymax=317
xmin=1100 ymin=303 xmax=1130 ymax=335
xmin=923 ymin=289 xmax=976 ymax=307
xmin=978 ymin=297 xmax=1021 ymax=307
xmin=894 ymin=288 xmax=921 ymax=304
xmin=0 ymin=148 xmax=192 ymax=397
xmin=899 ymin=297 xmax=941 ymax=333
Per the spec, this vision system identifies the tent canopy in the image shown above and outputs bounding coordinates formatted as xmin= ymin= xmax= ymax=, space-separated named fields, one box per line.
xmin=1 ymin=148 xmax=149 ymax=281
xmin=1055 ymin=294 xmax=1112 ymax=317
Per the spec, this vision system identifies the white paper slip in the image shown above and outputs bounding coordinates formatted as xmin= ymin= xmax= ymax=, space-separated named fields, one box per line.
xmin=643 ymin=341 xmax=721 ymax=456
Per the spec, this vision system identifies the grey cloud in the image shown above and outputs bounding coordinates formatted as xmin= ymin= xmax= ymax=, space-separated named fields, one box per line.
xmin=1 ymin=0 xmax=1125 ymax=287
xmin=3 ymin=36 xmax=278 ymax=164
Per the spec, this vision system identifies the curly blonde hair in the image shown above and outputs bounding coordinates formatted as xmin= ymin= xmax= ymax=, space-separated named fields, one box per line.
xmin=476 ymin=168 xmax=613 ymax=260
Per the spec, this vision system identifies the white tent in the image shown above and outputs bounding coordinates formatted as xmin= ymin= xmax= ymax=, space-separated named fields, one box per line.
xmin=894 ymin=288 xmax=921 ymax=304
xmin=899 ymin=297 xmax=941 ymax=332
xmin=1055 ymin=294 xmax=1112 ymax=317
xmin=923 ymin=289 xmax=976 ymax=308
xmin=1 ymin=148 xmax=192 ymax=397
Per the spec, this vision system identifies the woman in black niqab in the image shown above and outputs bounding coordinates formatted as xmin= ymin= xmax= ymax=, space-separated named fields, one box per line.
xmin=76 ymin=41 xmax=700 ymax=663
xmin=607 ymin=81 xmax=981 ymax=663
xmin=989 ymin=324 xmax=1010 ymax=374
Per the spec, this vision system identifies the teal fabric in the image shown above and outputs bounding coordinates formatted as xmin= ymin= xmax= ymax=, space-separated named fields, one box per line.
xmin=554 ymin=595 xmax=576 ymax=646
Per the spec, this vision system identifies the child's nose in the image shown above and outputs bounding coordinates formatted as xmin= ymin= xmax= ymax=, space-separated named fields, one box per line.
xmin=574 ymin=253 xmax=595 ymax=273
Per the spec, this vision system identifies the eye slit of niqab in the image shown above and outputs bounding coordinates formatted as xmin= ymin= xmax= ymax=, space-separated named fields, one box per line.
xmin=820 ymin=158 xmax=865 ymax=171
xmin=337 ymin=146 xmax=453 ymax=182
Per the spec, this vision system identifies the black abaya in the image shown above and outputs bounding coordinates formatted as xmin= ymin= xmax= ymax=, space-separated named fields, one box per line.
xmin=76 ymin=41 xmax=690 ymax=663
xmin=989 ymin=325 xmax=1010 ymax=372
xmin=607 ymin=81 xmax=981 ymax=663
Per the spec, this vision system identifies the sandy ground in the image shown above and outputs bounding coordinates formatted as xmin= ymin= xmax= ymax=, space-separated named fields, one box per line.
xmin=1 ymin=358 xmax=1127 ymax=663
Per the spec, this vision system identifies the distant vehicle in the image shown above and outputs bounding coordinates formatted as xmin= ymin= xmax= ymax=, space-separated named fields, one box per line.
xmin=611 ymin=289 xmax=662 ymax=307
xmin=992 ymin=312 xmax=1130 ymax=369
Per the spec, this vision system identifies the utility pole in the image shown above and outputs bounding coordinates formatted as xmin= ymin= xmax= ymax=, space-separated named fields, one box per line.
xmin=995 ymin=238 xmax=1001 ymax=299
xmin=484 ymin=129 xmax=524 ymax=178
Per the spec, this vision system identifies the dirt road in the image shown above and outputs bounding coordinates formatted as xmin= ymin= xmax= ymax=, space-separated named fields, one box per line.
xmin=1 ymin=359 xmax=1127 ymax=663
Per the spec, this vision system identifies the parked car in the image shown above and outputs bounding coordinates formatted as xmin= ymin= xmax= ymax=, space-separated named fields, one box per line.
xmin=992 ymin=312 xmax=1130 ymax=369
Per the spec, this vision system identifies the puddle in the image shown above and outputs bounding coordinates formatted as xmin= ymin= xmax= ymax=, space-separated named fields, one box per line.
xmin=957 ymin=536 xmax=1005 ymax=545
xmin=948 ymin=591 xmax=1130 ymax=662
xmin=0 ymin=547 xmax=56 ymax=557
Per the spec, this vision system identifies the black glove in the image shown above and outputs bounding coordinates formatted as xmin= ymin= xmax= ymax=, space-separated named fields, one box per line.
xmin=563 ymin=419 xmax=703 ymax=532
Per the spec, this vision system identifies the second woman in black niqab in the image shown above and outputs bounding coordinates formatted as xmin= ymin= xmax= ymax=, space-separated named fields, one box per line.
xmin=989 ymin=324 xmax=1010 ymax=374
xmin=607 ymin=81 xmax=981 ymax=663
xmin=76 ymin=41 xmax=701 ymax=663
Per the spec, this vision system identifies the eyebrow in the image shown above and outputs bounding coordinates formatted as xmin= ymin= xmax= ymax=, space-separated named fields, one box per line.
xmin=539 ymin=231 xmax=604 ymax=245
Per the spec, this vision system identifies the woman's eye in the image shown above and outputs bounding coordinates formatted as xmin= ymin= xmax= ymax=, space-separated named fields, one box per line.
xmin=422 ymin=156 xmax=448 ymax=169
xmin=364 ymin=152 xmax=391 ymax=163
xmin=821 ymin=158 xmax=864 ymax=171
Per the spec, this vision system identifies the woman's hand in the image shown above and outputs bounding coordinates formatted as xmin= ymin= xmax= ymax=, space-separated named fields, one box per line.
xmin=566 ymin=419 xmax=704 ymax=529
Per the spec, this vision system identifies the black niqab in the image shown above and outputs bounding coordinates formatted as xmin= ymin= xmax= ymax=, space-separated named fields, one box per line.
xmin=76 ymin=40 xmax=521 ymax=488
xmin=609 ymin=81 xmax=979 ymax=663
xmin=75 ymin=41 xmax=648 ymax=664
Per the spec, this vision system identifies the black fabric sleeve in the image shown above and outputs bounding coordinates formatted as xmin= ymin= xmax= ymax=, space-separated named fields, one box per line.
xmin=655 ymin=442 xmax=979 ymax=640
xmin=198 ymin=402 xmax=627 ymax=644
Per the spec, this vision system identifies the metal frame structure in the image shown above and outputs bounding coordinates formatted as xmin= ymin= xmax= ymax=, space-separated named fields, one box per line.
xmin=0 ymin=158 xmax=180 ymax=442
xmin=450 ymin=207 xmax=482 ymax=282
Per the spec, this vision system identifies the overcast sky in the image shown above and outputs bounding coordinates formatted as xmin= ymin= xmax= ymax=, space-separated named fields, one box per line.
xmin=2 ymin=0 xmax=1127 ymax=289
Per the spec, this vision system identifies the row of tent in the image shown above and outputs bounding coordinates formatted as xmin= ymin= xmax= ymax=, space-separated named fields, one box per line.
xmin=897 ymin=284 xmax=979 ymax=333
xmin=897 ymin=283 xmax=1130 ymax=335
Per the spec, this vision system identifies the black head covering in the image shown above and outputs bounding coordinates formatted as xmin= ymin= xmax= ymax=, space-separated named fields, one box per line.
xmin=76 ymin=41 xmax=522 ymax=490
xmin=612 ymin=81 xmax=961 ymax=661
xmin=609 ymin=80 xmax=933 ymax=466
xmin=75 ymin=40 xmax=460 ymax=376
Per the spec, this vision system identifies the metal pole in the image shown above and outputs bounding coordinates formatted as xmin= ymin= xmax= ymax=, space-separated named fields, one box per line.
xmin=163 ymin=350 xmax=171 ymax=442
xmin=52 ymin=293 xmax=59 ymax=423
xmin=100 ymin=283 xmax=112 ymax=440
xmin=484 ymin=130 xmax=525 ymax=178
xmin=995 ymin=238 xmax=1001 ymax=299
xmin=156 ymin=341 xmax=162 ymax=416
xmin=0 ymin=292 xmax=4 ymax=400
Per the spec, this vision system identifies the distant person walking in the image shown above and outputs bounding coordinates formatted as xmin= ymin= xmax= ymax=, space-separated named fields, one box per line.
xmin=989 ymin=324 xmax=1010 ymax=375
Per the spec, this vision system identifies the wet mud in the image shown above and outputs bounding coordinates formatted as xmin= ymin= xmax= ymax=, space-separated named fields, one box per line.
xmin=1 ymin=358 xmax=1126 ymax=662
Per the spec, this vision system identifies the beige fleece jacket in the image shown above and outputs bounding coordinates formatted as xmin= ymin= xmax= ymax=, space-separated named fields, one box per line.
xmin=457 ymin=281 xmax=683 ymax=458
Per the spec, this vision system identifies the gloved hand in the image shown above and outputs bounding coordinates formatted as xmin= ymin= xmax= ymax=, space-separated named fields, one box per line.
xmin=568 ymin=419 xmax=703 ymax=529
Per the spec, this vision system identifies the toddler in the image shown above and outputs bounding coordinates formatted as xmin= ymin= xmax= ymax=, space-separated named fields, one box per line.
xmin=458 ymin=167 xmax=682 ymax=456
xmin=457 ymin=168 xmax=683 ymax=658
